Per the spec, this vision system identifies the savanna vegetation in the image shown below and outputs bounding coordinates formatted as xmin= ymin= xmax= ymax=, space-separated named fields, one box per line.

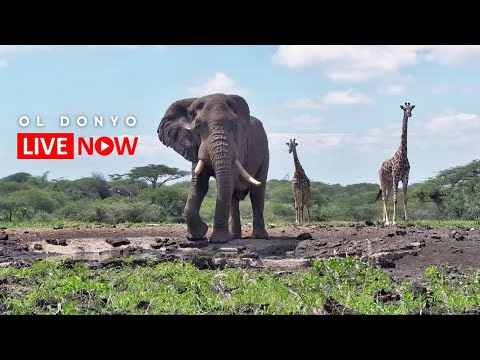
xmin=1 ymin=257 xmax=479 ymax=315
xmin=1 ymin=159 xmax=480 ymax=227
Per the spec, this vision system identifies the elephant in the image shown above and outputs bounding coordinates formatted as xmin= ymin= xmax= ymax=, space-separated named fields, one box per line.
xmin=157 ymin=93 xmax=270 ymax=243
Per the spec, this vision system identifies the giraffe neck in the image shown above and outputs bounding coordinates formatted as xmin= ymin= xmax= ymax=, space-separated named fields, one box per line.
xmin=292 ymin=148 xmax=305 ymax=175
xmin=398 ymin=112 xmax=408 ymax=156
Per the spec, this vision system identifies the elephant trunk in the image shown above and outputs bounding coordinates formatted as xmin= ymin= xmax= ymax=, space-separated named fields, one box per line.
xmin=209 ymin=130 xmax=233 ymax=205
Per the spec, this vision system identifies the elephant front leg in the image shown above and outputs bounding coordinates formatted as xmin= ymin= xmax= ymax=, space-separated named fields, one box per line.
xmin=229 ymin=194 xmax=242 ymax=240
xmin=184 ymin=167 xmax=209 ymax=241
xmin=210 ymin=197 xmax=233 ymax=243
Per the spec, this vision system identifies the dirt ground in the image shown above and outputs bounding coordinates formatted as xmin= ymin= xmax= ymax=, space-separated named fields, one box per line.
xmin=1 ymin=223 xmax=480 ymax=280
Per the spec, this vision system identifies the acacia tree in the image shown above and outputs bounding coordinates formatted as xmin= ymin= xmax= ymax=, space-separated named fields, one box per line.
xmin=125 ymin=164 xmax=190 ymax=189
xmin=414 ymin=159 xmax=480 ymax=219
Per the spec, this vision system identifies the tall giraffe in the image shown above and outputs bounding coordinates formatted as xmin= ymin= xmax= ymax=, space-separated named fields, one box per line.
xmin=286 ymin=139 xmax=311 ymax=225
xmin=375 ymin=102 xmax=415 ymax=226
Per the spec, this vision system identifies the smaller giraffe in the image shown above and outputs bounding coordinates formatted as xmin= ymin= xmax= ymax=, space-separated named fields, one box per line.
xmin=286 ymin=139 xmax=311 ymax=225
xmin=375 ymin=102 xmax=415 ymax=226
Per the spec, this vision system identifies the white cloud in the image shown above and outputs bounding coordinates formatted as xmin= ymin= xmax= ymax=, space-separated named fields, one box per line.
xmin=424 ymin=45 xmax=480 ymax=66
xmin=284 ymin=97 xmax=324 ymax=109
xmin=273 ymin=45 xmax=425 ymax=82
xmin=321 ymin=89 xmax=373 ymax=105
xmin=273 ymin=45 xmax=480 ymax=82
xmin=187 ymin=72 xmax=248 ymax=96
xmin=424 ymin=111 xmax=480 ymax=134
xmin=284 ymin=89 xmax=373 ymax=109
xmin=379 ymin=84 xmax=406 ymax=95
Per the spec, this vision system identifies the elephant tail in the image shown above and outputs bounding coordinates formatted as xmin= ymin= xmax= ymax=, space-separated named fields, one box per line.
xmin=373 ymin=188 xmax=383 ymax=204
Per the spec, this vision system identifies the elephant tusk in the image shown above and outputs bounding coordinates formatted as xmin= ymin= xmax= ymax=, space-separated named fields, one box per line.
xmin=194 ymin=160 xmax=205 ymax=176
xmin=234 ymin=159 xmax=261 ymax=186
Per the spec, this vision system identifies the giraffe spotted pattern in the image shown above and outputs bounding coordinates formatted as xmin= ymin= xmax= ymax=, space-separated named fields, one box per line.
xmin=377 ymin=102 xmax=415 ymax=226
xmin=287 ymin=139 xmax=311 ymax=225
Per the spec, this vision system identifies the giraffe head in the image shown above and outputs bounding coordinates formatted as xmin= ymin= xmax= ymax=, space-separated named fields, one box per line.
xmin=286 ymin=138 xmax=298 ymax=154
xmin=400 ymin=102 xmax=415 ymax=117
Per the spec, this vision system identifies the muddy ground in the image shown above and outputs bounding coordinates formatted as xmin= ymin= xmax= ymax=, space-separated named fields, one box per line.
xmin=1 ymin=223 xmax=480 ymax=280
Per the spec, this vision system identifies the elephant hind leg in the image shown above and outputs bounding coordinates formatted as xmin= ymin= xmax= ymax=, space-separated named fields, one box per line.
xmin=229 ymin=194 xmax=242 ymax=239
xmin=250 ymin=159 xmax=269 ymax=239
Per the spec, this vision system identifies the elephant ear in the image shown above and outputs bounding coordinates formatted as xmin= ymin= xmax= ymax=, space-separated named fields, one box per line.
xmin=229 ymin=95 xmax=250 ymax=123
xmin=229 ymin=95 xmax=251 ymax=152
xmin=157 ymin=98 xmax=198 ymax=163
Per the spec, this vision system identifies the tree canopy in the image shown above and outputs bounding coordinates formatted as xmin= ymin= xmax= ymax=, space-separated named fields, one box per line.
xmin=122 ymin=164 xmax=190 ymax=189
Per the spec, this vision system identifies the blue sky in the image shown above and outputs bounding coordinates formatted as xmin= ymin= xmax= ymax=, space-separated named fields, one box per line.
xmin=1 ymin=45 xmax=480 ymax=185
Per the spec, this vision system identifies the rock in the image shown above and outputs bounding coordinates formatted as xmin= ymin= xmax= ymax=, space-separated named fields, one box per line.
xmin=120 ymin=246 xmax=144 ymax=255
xmin=23 ymin=231 xmax=29 ymax=234
xmin=0 ymin=231 xmax=8 ymax=241
xmin=211 ymin=257 xmax=227 ymax=269
xmin=216 ymin=247 xmax=238 ymax=252
xmin=281 ymin=230 xmax=286 ymax=233
xmin=236 ymin=246 xmax=247 ymax=252
xmin=395 ymin=230 xmax=407 ymax=236
xmin=240 ymin=252 xmax=259 ymax=259
xmin=431 ymin=235 xmax=441 ymax=240
xmin=452 ymin=248 xmax=463 ymax=254
xmin=53 ymin=226 xmax=64 ymax=230
xmin=410 ymin=242 xmax=424 ymax=248
xmin=179 ymin=240 xmax=208 ymax=248
xmin=155 ymin=237 xmax=170 ymax=243
xmin=450 ymin=231 xmax=459 ymax=238
xmin=387 ymin=233 xmax=395 ymax=237
xmin=296 ymin=232 xmax=313 ymax=240
xmin=456 ymin=235 xmax=465 ymax=241
xmin=150 ymin=243 xmax=164 ymax=250
xmin=33 ymin=243 xmax=43 ymax=251
xmin=267 ymin=224 xmax=276 ymax=229
xmin=470 ymin=228 xmax=475 ymax=231
xmin=365 ymin=220 xmax=374 ymax=226
xmin=45 ymin=238 xmax=68 ymax=246
xmin=105 ymin=238 xmax=130 ymax=247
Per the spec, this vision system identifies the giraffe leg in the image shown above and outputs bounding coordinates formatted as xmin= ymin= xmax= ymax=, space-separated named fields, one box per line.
xmin=304 ymin=192 xmax=311 ymax=222
xmin=392 ymin=182 xmax=399 ymax=226
xmin=294 ymin=191 xmax=302 ymax=225
xmin=382 ymin=188 xmax=390 ymax=226
xmin=403 ymin=175 xmax=409 ymax=222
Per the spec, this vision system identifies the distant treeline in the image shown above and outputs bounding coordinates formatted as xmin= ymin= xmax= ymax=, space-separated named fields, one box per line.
xmin=1 ymin=160 xmax=480 ymax=224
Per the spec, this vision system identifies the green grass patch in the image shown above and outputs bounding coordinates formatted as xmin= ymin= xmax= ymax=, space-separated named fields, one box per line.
xmin=1 ymin=257 xmax=479 ymax=315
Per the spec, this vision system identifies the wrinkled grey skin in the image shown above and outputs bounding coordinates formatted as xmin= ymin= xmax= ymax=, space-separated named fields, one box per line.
xmin=157 ymin=93 xmax=270 ymax=243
